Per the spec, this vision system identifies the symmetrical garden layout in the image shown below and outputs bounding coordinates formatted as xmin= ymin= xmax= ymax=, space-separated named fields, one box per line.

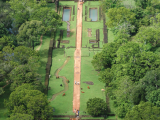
xmin=36 ymin=0 xmax=115 ymax=119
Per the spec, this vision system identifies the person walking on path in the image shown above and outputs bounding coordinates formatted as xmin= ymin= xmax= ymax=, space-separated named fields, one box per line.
xmin=75 ymin=81 xmax=77 ymax=85
xmin=74 ymin=109 xmax=76 ymax=113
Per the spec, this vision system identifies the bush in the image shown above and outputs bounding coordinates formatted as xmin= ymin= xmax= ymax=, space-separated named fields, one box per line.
xmin=87 ymin=97 xmax=107 ymax=116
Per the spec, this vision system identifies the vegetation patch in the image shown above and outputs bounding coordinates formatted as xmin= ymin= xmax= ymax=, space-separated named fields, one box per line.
xmin=83 ymin=81 xmax=94 ymax=85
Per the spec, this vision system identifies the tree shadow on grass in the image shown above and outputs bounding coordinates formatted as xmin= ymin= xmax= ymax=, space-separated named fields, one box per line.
xmin=52 ymin=48 xmax=65 ymax=58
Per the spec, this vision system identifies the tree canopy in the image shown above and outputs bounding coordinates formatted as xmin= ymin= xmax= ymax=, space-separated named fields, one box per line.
xmin=4 ymin=84 xmax=53 ymax=120
xmin=106 ymin=7 xmax=136 ymax=28
xmin=124 ymin=101 xmax=160 ymax=120
xmin=7 ymin=113 xmax=34 ymax=120
xmin=16 ymin=20 xmax=45 ymax=49
xmin=29 ymin=7 xmax=62 ymax=32
xmin=100 ymin=0 xmax=123 ymax=13
xmin=7 ymin=0 xmax=47 ymax=28
xmin=0 ymin=22 xmax=9 ymax=38
xmin=87 ymin=97 xmax=107 ymax=116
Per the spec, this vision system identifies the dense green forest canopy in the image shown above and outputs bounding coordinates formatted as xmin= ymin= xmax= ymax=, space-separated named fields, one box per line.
xmin=92 ymin=0 xmax=160 ymax=118
xmin=0 ymin=0 xmax=62 ymax=119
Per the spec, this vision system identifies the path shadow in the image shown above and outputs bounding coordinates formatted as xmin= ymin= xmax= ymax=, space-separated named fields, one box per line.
xmin=52 ymin=48 xmax=65 ymax=58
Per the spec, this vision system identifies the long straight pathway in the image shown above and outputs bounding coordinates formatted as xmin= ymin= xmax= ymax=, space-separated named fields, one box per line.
xmin=72 ymin=0 xmax=83 ymax=115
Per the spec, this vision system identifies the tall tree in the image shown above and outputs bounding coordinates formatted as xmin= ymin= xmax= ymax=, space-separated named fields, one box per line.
xmin=0 ymin=35 xmax=17 ymax=51
xmin=115 ymin=42 xmax=140 ymax=64
xmin=146 ymin=89 xmax=160 ymax=107
xmin=9 ymin=64 xmax=43 ymax=92
xmin=29 ymin=7 xmax=62 ymax=33
xmin=98 ymin=68 xmax=113 ymax=87
xmin=99 ymin=42 xmax=120 ymax=69
xmin=99 ymin=0 xmax=123 ymax=13
xmin=91 ymin=52 xmax=103 ymax=71
xmin=106 ymin=7 xmax=136 ymax=28
xmin=87 ymin=97 xmax=107 ymax=116
xmin=124 ymin=101 xmax=160 ymax=120
xmin=0 ymin=22 xmax=9 ymax=38
xmin=115 ymin=102 xmax=132 ymax=118
xmin=16 ymin=20 xmax=45 ymax=49
xmin=7 ymin=0 xmax=47 ymax=28
xmin=111 ymin=21 xmax=135 ymax=36
xmin=134 ymin=26 xmax=160 ymax=47
xmin=11 ymin=46 xmax=40 ymax=65
xmin=7 ymin=113 xmax=34 ymax=120
xmin=0 ymin=1 xmax=13 ymax=30
xmin=4 ymin=84 xmax=53 ymax=120
xmin=139 ymin=68 xmax=160 ymax=106
xmin=134 ymin=0 xmax=152 ymax=9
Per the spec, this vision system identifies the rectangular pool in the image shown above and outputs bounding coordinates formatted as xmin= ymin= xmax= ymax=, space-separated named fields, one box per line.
xmin=63 ymin=8 xmax=71 ymax=21
xmin=89 ymin=8 xmax=98 ymax=21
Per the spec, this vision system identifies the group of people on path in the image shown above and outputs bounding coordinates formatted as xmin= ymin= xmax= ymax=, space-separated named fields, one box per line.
xmin=74 ymin=109 xmax=79 ymax=116
xmin=75 ymin=81 xmax=80 ymax=85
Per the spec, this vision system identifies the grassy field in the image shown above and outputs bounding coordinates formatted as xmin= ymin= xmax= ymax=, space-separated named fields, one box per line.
xmin=48 ymin=48 xmax=75 ymax=115
xmin=79 ymin=51 xmax=106 ymax=115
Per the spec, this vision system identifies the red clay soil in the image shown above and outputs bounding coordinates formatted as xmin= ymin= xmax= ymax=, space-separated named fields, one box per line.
xmin=73 ymin=0 xmax=83 ymax=114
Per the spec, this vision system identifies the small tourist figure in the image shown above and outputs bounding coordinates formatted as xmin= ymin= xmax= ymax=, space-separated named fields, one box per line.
xmin=74 ymin=109 xmax=76 ymax=113
xmin=78 ymin=7 xmax=79 ymax=10
xmin=75 ymin=81 xmax=77 ymax=85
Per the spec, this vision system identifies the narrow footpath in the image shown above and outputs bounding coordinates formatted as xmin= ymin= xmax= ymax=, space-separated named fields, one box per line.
xmin=72 ymin=0 xmax=83 ymax=115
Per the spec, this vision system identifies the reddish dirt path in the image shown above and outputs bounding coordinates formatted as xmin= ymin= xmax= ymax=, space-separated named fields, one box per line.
xmin=36 ymin=35 xmax=43 ymax=51
xmin=72 ymin=1 xmax=83 ymax=115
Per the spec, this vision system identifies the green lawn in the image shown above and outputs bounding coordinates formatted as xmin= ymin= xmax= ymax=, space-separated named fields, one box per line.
xmin=79 ymin=52 xmax=106 ymax=115
xmin=48 ymin=48 xmax=74 ymax=115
